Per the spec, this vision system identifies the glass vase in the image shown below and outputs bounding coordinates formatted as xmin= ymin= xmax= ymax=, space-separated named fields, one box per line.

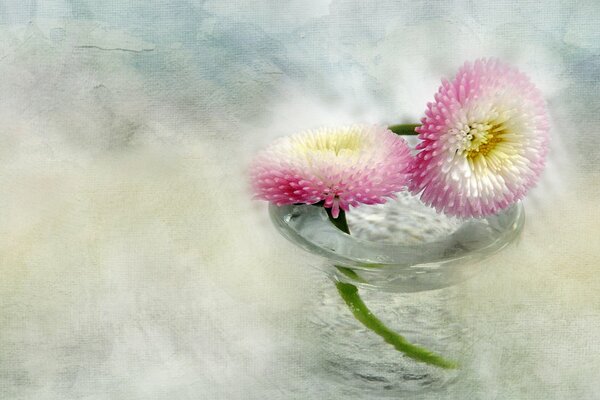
xmin=269 ymin=191 xmax=524 ymax=394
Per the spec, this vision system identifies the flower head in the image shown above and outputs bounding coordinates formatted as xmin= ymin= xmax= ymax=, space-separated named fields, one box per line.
xmin=250 ymin=125 xmax=412 ymax=218
xmin=409 ymin=58 xmax=549 ymax=218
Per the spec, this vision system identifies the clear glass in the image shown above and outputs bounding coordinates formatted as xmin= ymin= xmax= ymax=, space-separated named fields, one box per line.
xmin=269 ymin=191 xmax=524 ymax=394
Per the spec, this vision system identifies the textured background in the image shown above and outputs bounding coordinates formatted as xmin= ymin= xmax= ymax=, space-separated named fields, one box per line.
xmin=0 ymin=1 xmax=599 ymax=399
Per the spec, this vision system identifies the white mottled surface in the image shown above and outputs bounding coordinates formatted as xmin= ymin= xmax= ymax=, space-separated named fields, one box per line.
xmin=0 ymin=1 xmax=599 ymax=399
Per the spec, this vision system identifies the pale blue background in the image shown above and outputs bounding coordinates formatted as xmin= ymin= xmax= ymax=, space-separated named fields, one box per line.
xmin=0 ymin=1 xmax=598 ymax=399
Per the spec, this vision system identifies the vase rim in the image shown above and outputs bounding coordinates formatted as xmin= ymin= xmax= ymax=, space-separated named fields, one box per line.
xmin=269 ymin=201 xmax=525 ymax=269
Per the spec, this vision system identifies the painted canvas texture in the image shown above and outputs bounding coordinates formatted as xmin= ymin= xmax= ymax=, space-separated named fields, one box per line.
xmin=0 ymin=1 xmax=599 ymax=399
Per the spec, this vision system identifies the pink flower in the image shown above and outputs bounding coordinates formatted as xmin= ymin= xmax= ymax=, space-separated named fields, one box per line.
xmin=409 ymin=58 xmax=549 ymax=218
xmin=250 ymin=125 xmax=412 ymax=218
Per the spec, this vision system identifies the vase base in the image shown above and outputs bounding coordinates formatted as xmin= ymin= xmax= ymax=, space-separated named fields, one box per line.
xmin=307 ymin=275 xmax=468 ymax=394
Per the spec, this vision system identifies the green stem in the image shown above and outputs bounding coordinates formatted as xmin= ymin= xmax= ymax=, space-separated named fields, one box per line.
xmin=388 ymin=123 xmax=420 ymax=136
xmin=324 ymin=204 xmax=459 ymax=369
xmin=335 ymin=266 xmax=366 ymax=283
xmin=336 ymin=281 xmax=458 ymax=369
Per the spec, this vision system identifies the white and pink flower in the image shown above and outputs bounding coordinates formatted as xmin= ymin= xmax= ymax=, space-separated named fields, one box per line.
xmin=250 ymin=125 xmax=412 ymax=218
xmin=409 ymin=58 xmax=550 ymax=218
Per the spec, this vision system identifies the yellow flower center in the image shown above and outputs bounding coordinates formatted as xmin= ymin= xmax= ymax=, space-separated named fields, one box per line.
xmin=450 ymin=120 xmax=508 ymax=160
xmin=297 ymin=129 xmax=364 ymax=156
xmin=463 ymin=121 xmax=508 ymax=160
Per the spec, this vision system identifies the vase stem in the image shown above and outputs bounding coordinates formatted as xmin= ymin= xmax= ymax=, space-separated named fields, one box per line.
xmin=335 ymin=281 xmax=458 ymax=369
xmin=325 ymin=206 xmax=458 ymax=369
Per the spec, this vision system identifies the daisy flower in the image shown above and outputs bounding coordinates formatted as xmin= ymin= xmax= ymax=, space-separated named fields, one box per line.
xmin=250 ymin=125 xmax=412 ymax=218
xmin=409 ymin=58 xmax=549 ymax=218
